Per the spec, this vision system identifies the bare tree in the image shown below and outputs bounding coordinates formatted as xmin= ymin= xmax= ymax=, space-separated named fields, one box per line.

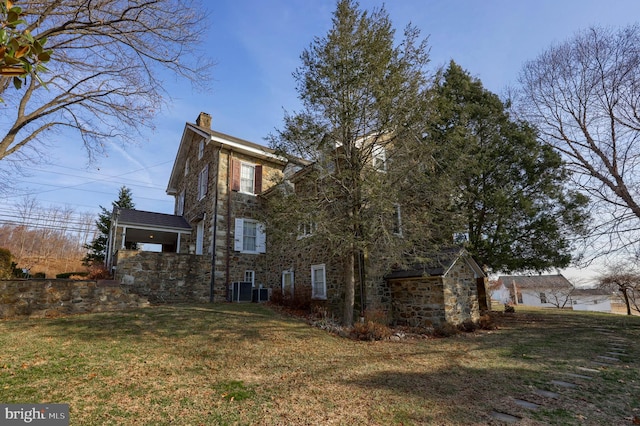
xmin=518 ymin=25 xmax=640 ymax=258
xmin=598 ymin=263 xmax=640 ymax=315
xmin=0 ymin=0 xmax=213 ymax=163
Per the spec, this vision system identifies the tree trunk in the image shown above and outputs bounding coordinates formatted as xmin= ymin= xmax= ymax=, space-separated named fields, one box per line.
xmin=343 ymin=250 xmax=355 ymax=327
xmin=622 ymin=288 xmax=632 ymax=316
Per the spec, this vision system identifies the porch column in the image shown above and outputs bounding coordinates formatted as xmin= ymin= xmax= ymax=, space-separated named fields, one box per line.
xmin=176 ymin=233 xmax=182 ymax=253
xmin=120 ymin=226 xmax=126 ymax=249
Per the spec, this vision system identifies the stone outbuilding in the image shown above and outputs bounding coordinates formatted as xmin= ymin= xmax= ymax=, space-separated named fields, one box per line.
xmin=385 ymin=247 xmax=487 ymax=327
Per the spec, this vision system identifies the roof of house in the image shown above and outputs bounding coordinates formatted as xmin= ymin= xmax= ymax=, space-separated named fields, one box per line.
xmin=385 ymin=247 xmax=485 ymax=279
xmin=115 ymin=208 xmax=191 ymax=231
xmin=498 ymin=274 xmax=573 ymax=290
xmin=167 ymin=113 xmax=290 ymax=195
xmin=571 ymin=288 xmax=612 ymax=297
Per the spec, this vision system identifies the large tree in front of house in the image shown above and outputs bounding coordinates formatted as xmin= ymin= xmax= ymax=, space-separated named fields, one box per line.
xmin=424 ymin=61 xmax=589 ymax=273
xmin=267 ymin=0 xmax=435 ymax=326
xmin=83 ymin=186 xmax=135 ymax=268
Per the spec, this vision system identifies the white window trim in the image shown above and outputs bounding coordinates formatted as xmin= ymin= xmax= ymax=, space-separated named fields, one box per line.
xmin=282 ymin=270 xmax=294 ymax=296
xmin=297 ymin=222 xmax=317 ymax=239
xmin=177 ymin=190 xmax=185 ymax=216
xmin=245 ymin=270 xmax=255 ymax=286
xmin=195 ymin=221 xmax=204 ymax=255
xmin=392 ymin=204 xmax=402 ymax=236
xmin=234 ymin=218 xmax=266 ymax=254
xmin=198 ymin=165 xmax=208 ymax=200
xmin=184 ymin=158 xmax=190 ymax=176
xmin=198 ymin=139 xmax=205 ymax=160
xmin=372 ymin=144 xmax=387 ymax=172
xmin=311 ymin=264 xmax=327 ymax=300
xmin=239 ymin=162 xmax=256 ymax=195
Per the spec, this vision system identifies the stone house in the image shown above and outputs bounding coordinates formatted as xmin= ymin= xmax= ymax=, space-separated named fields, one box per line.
xmin=109 ymin=112 xmax=487 ymax=325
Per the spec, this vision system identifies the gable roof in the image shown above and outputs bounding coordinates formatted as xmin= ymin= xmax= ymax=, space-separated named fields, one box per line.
xmin=166 ymin=119 xmax=287 ymax=195
xmin=498 ymin=274 xmax=573 ymax=290
xmin=385 ymin=247 xmax=485 ymax=280
xmin=571 ymin=288 xmax=611 ymax=297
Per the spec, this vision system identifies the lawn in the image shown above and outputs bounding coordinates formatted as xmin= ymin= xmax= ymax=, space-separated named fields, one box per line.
xmin=0 ymin=304 xmax=638 ymax=425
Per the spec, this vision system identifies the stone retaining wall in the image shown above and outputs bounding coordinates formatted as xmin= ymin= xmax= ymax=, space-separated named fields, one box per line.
xmin=115 ymin=251 xmax=212 ymax=303
xmin=0 ymin=279 xmax=150 ymax=319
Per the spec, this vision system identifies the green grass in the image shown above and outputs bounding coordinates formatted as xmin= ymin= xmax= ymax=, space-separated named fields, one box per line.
xmin=0 ymin=304 xmax=638 ymax=425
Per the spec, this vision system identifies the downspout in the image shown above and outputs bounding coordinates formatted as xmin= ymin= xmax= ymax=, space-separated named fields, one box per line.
xmin=226 ymin=150 xmax=234 ymax=301
xmin=209 ymin=145 xmax=222 ymax=302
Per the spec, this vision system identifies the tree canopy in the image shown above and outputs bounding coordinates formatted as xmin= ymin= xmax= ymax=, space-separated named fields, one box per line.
xmin=83 ymin=186 xmax=135 ymax=268
xmin=427 ymin=62 xmax=589 ymax=273
xmin=268 ymin=0 xmax=433 ymax=325
xmin=0 ymin=0 xmax=212 ymax=164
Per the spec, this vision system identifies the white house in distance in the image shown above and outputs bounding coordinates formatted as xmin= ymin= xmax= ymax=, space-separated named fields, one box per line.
xmin=494 ymin=274 xmax=613 ymax=313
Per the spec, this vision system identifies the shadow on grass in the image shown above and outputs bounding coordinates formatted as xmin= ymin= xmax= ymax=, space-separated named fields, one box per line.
xmin=27 ymin=303 xmax=316 ymax=343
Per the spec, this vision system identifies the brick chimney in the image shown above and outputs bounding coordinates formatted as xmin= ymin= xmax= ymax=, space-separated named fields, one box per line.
xmin=196 ymin=112 xmax=211 ymax=129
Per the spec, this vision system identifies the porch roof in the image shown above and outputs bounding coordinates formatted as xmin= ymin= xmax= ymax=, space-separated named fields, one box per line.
xmin=114 ymin=208 xmax=191 ymax=245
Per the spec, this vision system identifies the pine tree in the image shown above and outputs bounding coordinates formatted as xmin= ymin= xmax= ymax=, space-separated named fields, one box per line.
xmin=426 ymin=61 xmax=589 ymax=272
xmin=267 ymin=0 xmax=434 ymax=326
xmin=83 ymin=186 xmax=135 ymax=267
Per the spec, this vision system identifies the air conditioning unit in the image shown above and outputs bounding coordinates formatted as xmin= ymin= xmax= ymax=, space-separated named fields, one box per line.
xmin=252 ymin=287 xmax=270 ymax=303
xmin=230 ymin=281 xmax=253 ymax=302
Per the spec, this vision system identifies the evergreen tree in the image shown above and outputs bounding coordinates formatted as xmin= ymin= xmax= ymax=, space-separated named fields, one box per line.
xmin=267 ymin=0 xmax=433 ymax=325
xmin=426 ymin=61 xmax=589 ymax=273
xmin=83 ymin=186 xmax=135 ymax=267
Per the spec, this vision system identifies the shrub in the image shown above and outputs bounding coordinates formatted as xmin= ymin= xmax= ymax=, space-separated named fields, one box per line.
xmin=270 ymin=284 xmax=312 ymax=312
xmin=0 ymin=248 xmax=11 ymax=279
xmin=88 ymin=266 xmax=110 ymax=280
xmin=458 ymin=319 xmax=478 ymax=333
xmin=350 ymin=307 xmax=392 ymax=341
xmin=433 ymin=322 xmax=458 ymax=338
xmin=477 ymin=314 xmax=496 ymax=330
xmin=56 ymin=272 xmax=89 ymax=279
xmin=504 ymin=304 xmax=515 ymax=313
xmin=32 ymin=272 xmax=46 ymax=279
xmin=351 ymin=320 xmax=392 ymax=341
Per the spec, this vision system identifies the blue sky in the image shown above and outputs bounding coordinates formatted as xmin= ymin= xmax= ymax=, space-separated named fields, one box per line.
xmin=3 ymin=0 xmax=640 ymax=281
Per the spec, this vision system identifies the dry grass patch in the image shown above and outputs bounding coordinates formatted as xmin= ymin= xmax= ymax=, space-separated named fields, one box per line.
xmin=0 ymin=304 xmax=638 ymax=425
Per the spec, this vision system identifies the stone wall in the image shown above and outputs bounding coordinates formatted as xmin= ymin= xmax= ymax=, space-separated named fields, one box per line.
xmin=115 ymin=250 xmax=212 ymax=303
xmin=387 ymin=260 xmax=481 ymax=327
xmin=388 ymin=277 xmax=446 ymax=326
xmin=442 ymin=259 xmax=480 ymax=324
xmin=0 ymin=279 xmax=149 ymax=319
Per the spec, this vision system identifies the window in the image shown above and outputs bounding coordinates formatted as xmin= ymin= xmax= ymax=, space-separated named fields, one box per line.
xmin=392 ymin=204 xmax=402 ymax=236
xmin=231 ymin=159 xmax=263 ymax=195
xmin=195 ymin=221 xmax=204 ymax=255
xmin=245 ymin=270 xmax=255 ymax=286
xmin=517 ymin=293 xmax=523 ymax=304
xmin=198 ymin=165 xmax=208 ymax=200
xmin=539 ymin=292 xmax=547 ymax=304
xmin=311 ymin=264 xmax=326 ymax=300
xmin=282 ymin=270 xmax=294 ymax=296
xmin=240 ymin=163 xmax=255 ymax=194
xmin=198 ymin=139 xmax=205 ymax=160
xmin=185 ymin=158 xmax=190 ymax=176
xmin=177 ymin=190 xmax=185 ymax=215
xmin=297 ymin=222 xmax=317 ymax=239
xmin=372 ymin=144 xmax=387 ymax=171
xmin=234 ymin=218 xmax=266 ymax=253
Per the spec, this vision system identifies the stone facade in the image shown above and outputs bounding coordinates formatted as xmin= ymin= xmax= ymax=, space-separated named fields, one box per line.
xmin=0 ymin=279 xmax=149 ymax=319
xmin=387 ymin=258 xmax=481 ymax=327
xmin=166 ymin=118 xmax=287 ymax=301
xmin=114 ymin=250 xmax=212 ymax=303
